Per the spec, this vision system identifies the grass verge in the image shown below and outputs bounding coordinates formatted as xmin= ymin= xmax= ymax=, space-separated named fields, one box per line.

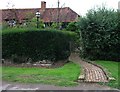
xmin=2 ymin=61 xmax=80 ymax=87
xmin=95 ymin=60 xmax=119 ymax=89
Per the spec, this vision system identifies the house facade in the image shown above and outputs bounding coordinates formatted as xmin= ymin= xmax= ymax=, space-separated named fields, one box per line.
xmin=1 ymin=1 xmax=80 ymax=27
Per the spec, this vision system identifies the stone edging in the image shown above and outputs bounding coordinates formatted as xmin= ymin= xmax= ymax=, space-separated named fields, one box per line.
xmin=78 ymin=65 xmax=85 ymax=82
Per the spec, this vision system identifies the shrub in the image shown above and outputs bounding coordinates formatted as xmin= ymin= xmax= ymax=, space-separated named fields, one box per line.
xmin=51 ymin=22 xmax=58 ymax=29
xmin=77 ymin=7 xmax=120 ymax=61
xmin=66 ymin=22 xmax=78 ymax=32
xmin=26 ymin=17 xmax=45 ymax=29
xmin=50 ymin=22 xmax=63 ymax=30
xmin=2 ymin=30 xmax=77 ymax=63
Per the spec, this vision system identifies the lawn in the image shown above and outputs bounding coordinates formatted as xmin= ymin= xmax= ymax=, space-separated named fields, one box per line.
xmin=95 ymin=60 xmax=119 ymax=89
xmin=2 ymin=61 xmax=80 ymax=86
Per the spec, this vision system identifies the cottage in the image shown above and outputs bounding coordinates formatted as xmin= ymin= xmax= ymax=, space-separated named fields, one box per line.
xmin=1 ymin=1 xmax=80 ymax=27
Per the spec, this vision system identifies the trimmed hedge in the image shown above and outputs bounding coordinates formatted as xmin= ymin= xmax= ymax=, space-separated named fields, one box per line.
xmin=2 ymin=30 xmax=77 ymax=63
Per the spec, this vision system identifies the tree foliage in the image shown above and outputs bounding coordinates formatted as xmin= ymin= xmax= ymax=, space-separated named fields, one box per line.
xmin=78 ymin=7 xmax=120 ymax=61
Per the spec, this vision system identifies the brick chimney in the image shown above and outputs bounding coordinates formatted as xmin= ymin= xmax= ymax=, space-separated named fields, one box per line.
xmin=41 ymin=1 xmax=46 ymax=10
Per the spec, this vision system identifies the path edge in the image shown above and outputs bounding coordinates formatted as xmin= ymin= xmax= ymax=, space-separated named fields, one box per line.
xmin=84 ymin=60 xmax=110 ymax=82
xmin=83 ymin=59 xmax=115 ymax=81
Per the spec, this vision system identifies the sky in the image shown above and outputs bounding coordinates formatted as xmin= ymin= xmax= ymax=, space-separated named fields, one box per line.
xmin=0 ymin=0 xmax=119 ymax=16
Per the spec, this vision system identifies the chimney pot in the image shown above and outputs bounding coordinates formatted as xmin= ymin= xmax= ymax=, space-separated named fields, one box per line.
xmin=41 ymin=1 xmax=46 ymax=10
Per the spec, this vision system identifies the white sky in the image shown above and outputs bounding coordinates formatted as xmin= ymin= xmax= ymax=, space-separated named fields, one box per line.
xmin=0 ymin=0 xmax=119 ymax=16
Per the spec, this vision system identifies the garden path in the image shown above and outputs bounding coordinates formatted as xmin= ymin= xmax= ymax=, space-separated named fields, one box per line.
xmin=69 ymin=53 xmax=108 ymax=82
xmin=2 ymin=53 xmax=119 ymax=91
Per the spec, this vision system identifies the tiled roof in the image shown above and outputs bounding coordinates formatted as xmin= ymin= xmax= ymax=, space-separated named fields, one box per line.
xmin=1 ymin=8 xmax=39 ymax=23
xmin=42 ymin=7 xmax=79 ymax=22
xmin=1 ymin=7 xmax=79 ymax=23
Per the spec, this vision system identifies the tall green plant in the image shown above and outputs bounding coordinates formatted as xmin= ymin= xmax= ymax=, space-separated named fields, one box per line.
xmin=77 ymin=6 xmax=120 ymax=61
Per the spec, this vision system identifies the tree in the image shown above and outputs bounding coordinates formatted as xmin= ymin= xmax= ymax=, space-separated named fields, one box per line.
xmin=47 ymin=3 xmax=69 ymax=29
xmin=6 ymin=2 xmax=19 ymax=27
xmin=77 ymin=6 xmax=120 ymax=61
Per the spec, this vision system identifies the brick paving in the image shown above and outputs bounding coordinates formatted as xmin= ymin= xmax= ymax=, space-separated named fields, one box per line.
xmin=69 ymin=53 xmax=108 ymax=83
xmin=2 ymin=53 xmax=119 ymax=90
xmin=81 ymin=61 xmax=108 ymax=82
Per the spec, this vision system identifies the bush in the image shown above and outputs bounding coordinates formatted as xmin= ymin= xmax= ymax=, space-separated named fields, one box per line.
xmin=26 ymin=17 xmax=45 ymax=29
xmin=2 ymin=30 xmax=77 ymax=63
xmin=77 ymin=7 xmax=120 ymax=61
xmin=66 ymin=22 xmax=78 ymax=32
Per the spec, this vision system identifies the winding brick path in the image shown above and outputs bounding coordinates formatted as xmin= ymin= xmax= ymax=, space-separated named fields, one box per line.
xmin=69 ymin=53 xmax=108 ymax=82
xmin=80 ymin=61 xmax=108 ymax=82
xmin=2 ymin=53 xmax=119 ymax=90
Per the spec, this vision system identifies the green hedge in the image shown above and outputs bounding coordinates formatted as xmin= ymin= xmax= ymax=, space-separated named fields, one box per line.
xmin=2 ymin=30 xmax=77 ymax=63
xmin=78 ymin=7 xmax=120 ymax=62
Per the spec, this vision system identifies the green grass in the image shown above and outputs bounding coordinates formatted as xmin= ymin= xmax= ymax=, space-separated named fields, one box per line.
xmin=2 ymin=62 xmax=80 ymax=86
xmin=95 ymin=60 xmax=119 ymax=89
